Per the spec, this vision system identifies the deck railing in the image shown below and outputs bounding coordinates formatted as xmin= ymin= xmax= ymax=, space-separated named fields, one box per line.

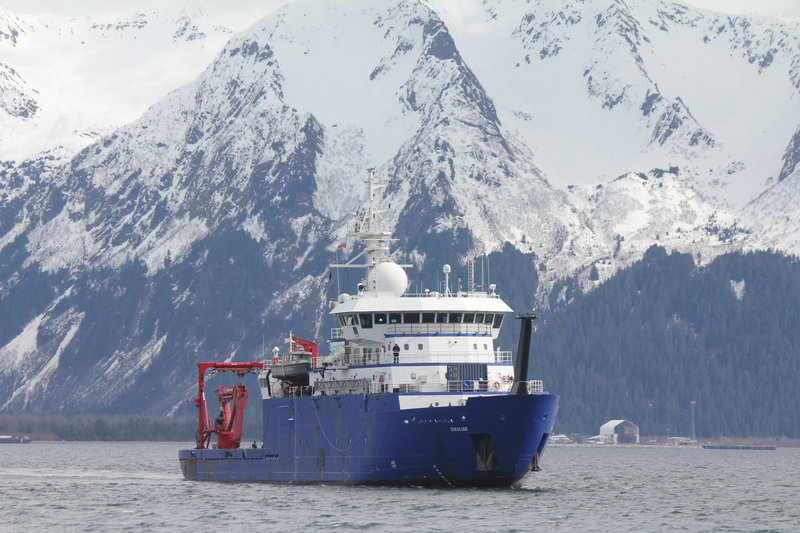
xmin=338 ymin=349 xmax=512 ymax=367
xmin=383 ymin=323 xmax=496 ymax=336
xmin=366 ymin=379 xmax=544 ymax=394
xmin=271 ymin=379 xmax=544 ymax=398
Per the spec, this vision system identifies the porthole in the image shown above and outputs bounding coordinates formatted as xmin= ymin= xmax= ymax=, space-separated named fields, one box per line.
xmin=417 ymin=343 xmax=423 ymax=350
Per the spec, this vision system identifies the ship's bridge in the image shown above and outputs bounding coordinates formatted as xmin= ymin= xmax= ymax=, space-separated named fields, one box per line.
xmin=331 ymin=295 xmax=512 ymax=344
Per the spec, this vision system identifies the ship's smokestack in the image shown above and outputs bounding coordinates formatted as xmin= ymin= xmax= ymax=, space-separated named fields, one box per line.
xmin=510 ymin=313 xmax=538 ymax=395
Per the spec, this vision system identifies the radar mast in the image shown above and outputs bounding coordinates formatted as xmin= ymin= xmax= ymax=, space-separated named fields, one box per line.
xmin=330 ymin=169 xmax=410 ymax=283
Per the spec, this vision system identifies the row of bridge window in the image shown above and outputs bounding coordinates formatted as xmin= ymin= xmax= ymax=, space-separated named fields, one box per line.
xmin=338 ymin=312 xmax=503 ymax=329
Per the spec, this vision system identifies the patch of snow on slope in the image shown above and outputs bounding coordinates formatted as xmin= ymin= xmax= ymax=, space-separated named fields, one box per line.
xmin=0 ymin=215 xmax=30 ymax=254
xmin=242 ymin=214 xmax=268 ymax=242
xmin=740 ymin=169 xmax=800 ymax=256
xmin=134 ymin=215 xmax=209 ymax=275
xmin=99 ymin=333 xmax=167 ymax=387
xmin=0 ymin=313 xmax=43 ymax=372
xmin=266 ymin=274 xmax=321 ymax=317
xmin=24 ymin=203 xmax=99 ymax=273
xmin=1 ymin=313 xmax=83 ymax=409
xmin=729 ymin=279 xmax=745 ymax=300
xmin=314 ymin=124 xmax=373 ymax=221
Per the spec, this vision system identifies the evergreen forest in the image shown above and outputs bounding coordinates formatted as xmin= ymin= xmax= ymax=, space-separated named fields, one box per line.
xmin=531 ymin=247 xmax=800 ymax=439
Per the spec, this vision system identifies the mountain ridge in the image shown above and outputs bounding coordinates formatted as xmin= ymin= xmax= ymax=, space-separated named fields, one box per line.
xmin=0 ymin=0 xmax=798 ymax=416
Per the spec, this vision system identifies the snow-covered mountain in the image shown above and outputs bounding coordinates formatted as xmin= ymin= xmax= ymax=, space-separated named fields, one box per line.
xmin=1 ymin=0 xmax=799 ymax=414
xmin=0 ymin=4 xmax=272 ymax=162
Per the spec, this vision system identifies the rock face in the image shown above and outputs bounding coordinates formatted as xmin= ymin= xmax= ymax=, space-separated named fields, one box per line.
xmin=0 ymin=0 xmax=799 ymax=413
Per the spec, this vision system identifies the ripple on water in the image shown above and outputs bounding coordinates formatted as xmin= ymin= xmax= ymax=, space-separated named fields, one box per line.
xmin=0 ymin=443 xmax=799 ymax=532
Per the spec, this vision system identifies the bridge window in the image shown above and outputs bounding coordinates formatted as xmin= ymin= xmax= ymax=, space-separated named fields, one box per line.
xmin=484 ymin=313 xmax=494 ymax=324
xmin=475 ymin=313 xmax=484 ymax=323
xmin=389 ymin=313 xmax=401 ymax=324
xmin=421 ymin=313 xmax=435 ymax=324
xmin=464 ymin=313 xmax=475 ymax=323
xmin=436 ymin=313 xmax=448 ymax=323
xmin=374 ymin=313 xmax=387 ymax=325
xmin=493 ymin=314 xmax=503 ymax=328
xmin=351 ymin=314 xmax=359 ymax=326
xmin=359 ymin=313 xmax=373 ymax=328
xmin=448 ymin=313 xmax=463 ymax=323
xmin=338 ymin=315 xmax=347 ymax=326
xmin=403 ymin=312 xmax=420 ymax=324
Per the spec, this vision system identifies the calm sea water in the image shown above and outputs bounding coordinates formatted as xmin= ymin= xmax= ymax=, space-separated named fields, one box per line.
xmin=0 ymin=442 xmax=798 ymax=532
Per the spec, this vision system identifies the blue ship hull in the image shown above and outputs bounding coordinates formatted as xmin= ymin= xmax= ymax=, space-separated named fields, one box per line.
xmin=179 ymin=392 xmax=558 ymax=487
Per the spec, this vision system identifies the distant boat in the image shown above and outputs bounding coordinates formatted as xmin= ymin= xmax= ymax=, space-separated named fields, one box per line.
xmin=702 ymin=444 xmax=776 ymax=450
xmin=0 ymin=435 xmax=32 ymax=444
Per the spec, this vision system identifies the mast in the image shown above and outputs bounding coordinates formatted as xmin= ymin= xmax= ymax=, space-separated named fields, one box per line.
xmin=330 ymin=169 xmax=410 ymax=282
xmin=354 ymin=168 xmax=391 ymax=274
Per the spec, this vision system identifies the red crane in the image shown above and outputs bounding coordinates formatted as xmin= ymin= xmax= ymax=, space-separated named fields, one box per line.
xmin=189 ymin=361 xmax=264 ymax=450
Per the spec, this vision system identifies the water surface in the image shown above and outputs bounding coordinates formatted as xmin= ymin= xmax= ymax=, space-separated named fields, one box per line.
xmin=1 ymin=442 xmax=797 ymax=532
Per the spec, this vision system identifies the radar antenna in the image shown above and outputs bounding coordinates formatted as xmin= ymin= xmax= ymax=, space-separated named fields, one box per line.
xmin=329 ymin=169 xmax=410 ymax=278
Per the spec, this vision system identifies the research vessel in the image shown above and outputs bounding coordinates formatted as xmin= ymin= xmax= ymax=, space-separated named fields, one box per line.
xmin=179 ymin=171 xmax=559 ymax=486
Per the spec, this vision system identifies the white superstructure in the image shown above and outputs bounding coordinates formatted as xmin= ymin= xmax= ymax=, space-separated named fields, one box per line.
xmin=261 ymin=170 xmax=541 ymax=408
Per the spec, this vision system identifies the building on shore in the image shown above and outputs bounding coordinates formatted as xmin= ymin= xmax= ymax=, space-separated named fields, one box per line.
xmin=599 ymin=420 xmax=640 ymax=444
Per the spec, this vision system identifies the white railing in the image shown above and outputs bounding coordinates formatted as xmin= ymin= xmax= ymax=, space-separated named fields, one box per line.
xmin=337 ymin=349 xmax=513 ymax=366
xmin=313 ymin=377 xmax=370 ymax=395
xmin=270 ymin=384 xmax=315 ymax=398
xmin=362 ymin=379 xmax=510 ymax=394
xmin=363 ymin=379 xmax=544 ymax=394
xmin=382 ymin=323 xmax=497 ymax=336
xmin=351 ymin=290 xmax=501 ymax=299
xmin=271 ymin=379 xmax=545 ymax=398
xmin=330 ymin=328 xmax=344 ymax=341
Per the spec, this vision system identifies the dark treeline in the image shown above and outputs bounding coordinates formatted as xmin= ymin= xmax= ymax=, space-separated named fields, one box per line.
xmin=532 ymin=247 xmax=800 ymax=439
xmin=0 ymin=413 xmax=198 ymax=441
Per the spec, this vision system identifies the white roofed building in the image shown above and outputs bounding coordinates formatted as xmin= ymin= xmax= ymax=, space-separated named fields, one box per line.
xmin=599 ymin=420 xmax=640 ymax=444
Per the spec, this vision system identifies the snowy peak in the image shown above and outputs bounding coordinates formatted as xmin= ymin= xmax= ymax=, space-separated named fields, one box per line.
xmin=0 ymin=7 xmax=249 ymax=162
xmin=29 ymin=30 xmax=325 ymax=275
xmin=647 ymin=95 xmax=714 ymax=151
xmin=2 ymin=0 xmax=800 ymax=414
xmin=0 ymin=62 xmax=37 ymax=119
xmin=779 ymin=127 xmax=800 ymax=182
xmin=0 ymin=9 xmax=23 ymax=45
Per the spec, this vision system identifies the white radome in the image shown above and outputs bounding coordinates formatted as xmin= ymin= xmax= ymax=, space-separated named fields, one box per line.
xmin=368 ymin=261 xmax=408 ymax=296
